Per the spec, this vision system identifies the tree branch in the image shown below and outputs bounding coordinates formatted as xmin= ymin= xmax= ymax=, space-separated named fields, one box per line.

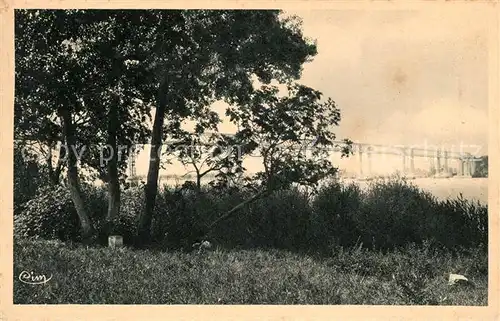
xmin=205 ymin=188 xmax=270 ymax=235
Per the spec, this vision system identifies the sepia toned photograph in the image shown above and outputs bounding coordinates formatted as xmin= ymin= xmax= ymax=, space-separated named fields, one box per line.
xmin=8 ymin=5 xmax=495 ymax=310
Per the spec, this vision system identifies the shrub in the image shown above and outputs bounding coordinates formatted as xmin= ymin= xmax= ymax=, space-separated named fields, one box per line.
xmin=241 ymin=187 xmax=312 ymax=250
xmin=150 ymin=185 xmax=313 ymax=252
xmin=116 ymin=185 xmax=144 ymax=244
xmin=14 ymin=183 xmax=140 ymax=245
xmin=199 ymin=187 xmax=254 ymax=248
xmin=151 ymin=184 xmax=220 ymax=250
xmin=310 ymin=181 xmax=363 ymax=252
xmin=148 ymin=178 xmax=488 ymax=253
xmin=430 ymin=194 xmax=488 ymax=249
xmin=345 ymin=178 xmax=488 ymax=251
xmin=14 ymin=184 xmax=107 ymax=242
xmin=352 ymin=178 xmax=438 ymax=250
xmin=15 ymin=176 xmax=487 ymax=254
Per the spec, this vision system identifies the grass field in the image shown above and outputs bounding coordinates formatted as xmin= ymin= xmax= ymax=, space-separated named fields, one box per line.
xmin=14 ymin=239 xmax=487 ymax=305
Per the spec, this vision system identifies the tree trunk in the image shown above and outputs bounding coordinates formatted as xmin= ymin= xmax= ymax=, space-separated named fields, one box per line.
xmin=137 ymin=78 xmax=169 ymax=245
xmin=60 ymin=108 xmax=95 ymax=242
xmin=48 ymin=144 xmax=65 ymax=186
xmin=195 ymin=168 xmax=201 ymax=193
xmin=105 ymin=99 xmax=120 ymax=231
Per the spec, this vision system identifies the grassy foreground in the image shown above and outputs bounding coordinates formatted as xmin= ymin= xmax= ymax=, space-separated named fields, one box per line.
xmin=14 ymin=239 xmax=487 ymax=305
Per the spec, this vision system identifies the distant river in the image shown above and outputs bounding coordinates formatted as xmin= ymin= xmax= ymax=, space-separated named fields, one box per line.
xmin=341 ymin=177 xmax=488 ymax=205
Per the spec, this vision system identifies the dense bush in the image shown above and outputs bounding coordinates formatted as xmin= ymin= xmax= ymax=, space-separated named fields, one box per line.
xmin=148 ymin=178 xmax=487 ymax=253
xmin=151 ymin=185 xmax=216 ymax=250
xmin=309 ymin=182 xmax=363 ymax=251
xmin=117 ymin=185 xmax=145 ymax=244
xmin=430 ymin=195 xmax=488 ymax=249
xmin=317 ymin=178 xmax=488 ymax=252
xmin=151 ymin=185 xmax=313 ymax=251
xmin=14 ymin=184 xmax=107 ymax=242
xmin=214 ymin=187 xmax=312 ymax=250
xmin=14 ymin=177 xmax=488 ymax=253
xmin=351 ymin=179 xmax=438 ymax=250
xmin=14 ymin=184 xmax=136 ymax=244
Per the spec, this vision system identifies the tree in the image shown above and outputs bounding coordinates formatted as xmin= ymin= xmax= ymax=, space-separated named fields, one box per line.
xmin=159 ymin=110 xmax=239 ymax=193
xmin=15 ymin=10 xmax=328 ymax=246
xmin=156 ymin=82 xmax=352 ymax=244
xmin=473 ymin=155 xmax=488 ymax=178
xmin=15 ymin=10 xmax=155 ymax=241
xmin=137 ymin=10 xmax=318 ymax=244
xmin=14 ymin=11 xmax=68 ymax=186
xmin=70 ymin=11 xmax=156 ymax=231
xmin=15 ymin=10 xmax=100 ymax=241
xmin=204 ymin=83 xmax=352 ymax=235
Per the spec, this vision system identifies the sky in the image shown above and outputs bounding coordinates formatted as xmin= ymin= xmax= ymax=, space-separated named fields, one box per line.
xmin=133 ymin=8 xmax=490 ymax=178
xmin=287 ymin=9 xmax=489 ymax=149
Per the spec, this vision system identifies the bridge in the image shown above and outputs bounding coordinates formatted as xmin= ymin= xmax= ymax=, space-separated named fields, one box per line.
xmin=332 ymin=141 xmax=481 ymax=178
xmin=127 ymin=133 xmax=484 ymax=180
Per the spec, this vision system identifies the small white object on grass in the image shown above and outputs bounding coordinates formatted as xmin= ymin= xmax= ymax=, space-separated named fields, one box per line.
xmin=201 ymin=241 xmax=212 ymax=249
xmin=448 ymin=273 xmax=468 ymax=285
xmin=108 ymin=235 xmax=123 ymax=249
xmin=192 ymin=240 xmax=212 ymax=253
